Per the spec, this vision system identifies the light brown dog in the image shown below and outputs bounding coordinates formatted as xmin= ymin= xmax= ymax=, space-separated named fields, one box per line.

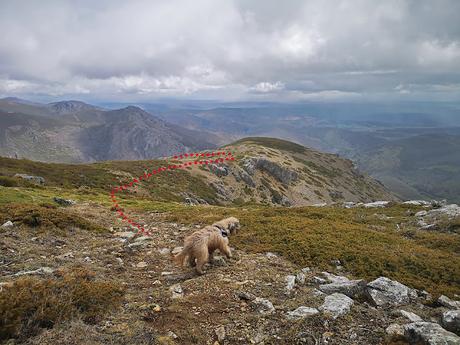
xmin=212 ymin=217 xmax=240 ymax=236
xmin=173 ymin=225 xmax=232 ymax=274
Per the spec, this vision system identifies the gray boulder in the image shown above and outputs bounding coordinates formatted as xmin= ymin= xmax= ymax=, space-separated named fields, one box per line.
xmin=442 ymin=310 xmax=460 ymax=335
xmin=399 ymin=310 xmax=423 ymax=322
xmin=439 ymin=295 xmax=460 ymax=309
xmin=319 ymin=279 xmax=367 ymax=299
xmin=404 ymin=322 xmax=460 ymax=345
xmin=319 ymin=293 xmax=354 ymax=319
xmin=367 ymin=277 xmax=417 ymax=307
xmin=14 ymin=173 xmax=45 ymax=185
xmin=1 ymin=220 xmax=14 ymax=229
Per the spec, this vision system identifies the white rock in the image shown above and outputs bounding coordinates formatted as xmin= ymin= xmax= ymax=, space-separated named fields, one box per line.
xmin=321 ymin=272 xmax=349 ymax=283
xmin=14 ymin=267 xmax=54 ymax=276
xmin=114 ymin=231 xmax=136 ymax=239
xmin=386 ymin=323 xmax=404 ymax=337
xmin=251 ymin=297 xmax=275 ymax=315
xmin=286 ymin=275 xmax=296 ymax=291
xmin=265 ymin=252 xmax=278 ymax=258
xmin=404 ymin=200 xmax=431 ymax=206
xmin=296 ymin=272 xmax=306 ymax=285
xmin=1 ymin=220 xmax=14 ymax=228
xmin=287 ymin=306 xmax=319 ymax=319
xmin=399 ymin=310 xmax=423 ymax=322
xmin=136 ymin=261 xmax=148 ymax=268
xmin=367 ymin=277 xmax=416 ymax=307
xmin=415 ymin=210 xmax=428 ymax=217
xmin=438 ymin=295 xmax=460 ymax=309
xmin=404 ymin=322 xmax=460 ymax=344
xmin=442 ymin=310 xmax=460 ymax=336
xmin=362 ymin=201 xmax=390 ymax=208
xmin=215 ymin=325 xmax=226 ymax=341
xmin=301 ymin=267 xmax=311 ymax=273
xmin=170 ymin=284 xmax=184 ymax=299
xmin=158 ymin=248 xmax=170 ymax=255
xmin=319 ymin=293 xmax=354 ymax=319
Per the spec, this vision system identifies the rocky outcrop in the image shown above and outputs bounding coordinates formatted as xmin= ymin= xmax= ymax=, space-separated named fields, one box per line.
xmin=243 ymin=158 xmax=298 ymax=184
xmin=404 ymin=322 xmax=460 ymax=345
xmin=250 ymin=297 xmax=275 ymax=315
xmin=14 ymin=174 xmax=45 ymax=185
xmin=319 ymin=293 xmax=354 ymax=319
xmin=53 ymin=197 xmax=76 ymax=206
xmin=319 ymin=279 xmax=367 ymax=300
xmin=367 ymin=277 xmax=417 ymax=307
xmin=442 ymin=310 xmax=460 ymax=335
xmin=438 ymin=295 xmax=460 ymax=309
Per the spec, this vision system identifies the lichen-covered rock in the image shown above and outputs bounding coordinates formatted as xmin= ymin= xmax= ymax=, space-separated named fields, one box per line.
xmin=285 ymin=275 xmax=296 ymax=291
xmin=1 ymin=220 xmax=14 ymax=229
xmin=399 ymin=310 xmax=423 ymax=322
xmin=319 ymin=293 xmax=354 ymax=319
xmin=287 ymin=306 xmax=319 ymax=319
xmin=367 ymin=277 xmax=416 ymax=307
xmin=53 ymin=197 xmax=76 ymax=206
xmin=243 ymin=157 xmax=298 ymax=184
xmin=438 ymin=295 xmax=460 ymax=309
xmin=404 ymin=322 xmax=460 ymax=345
xmin=14 ymin=173 xmax=45 ymax=185
xmin=250 ymin=297 xmax=275 ymax=315
xmin=442 ymin=310 xmax=460 ymax=336
xmin=319 ymin=279 xmax=367 ymax=299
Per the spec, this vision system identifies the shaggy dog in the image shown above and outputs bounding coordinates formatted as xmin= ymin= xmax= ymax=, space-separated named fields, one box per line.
xmin=212 ymin=217 xmax=240 ymax=236
xmin=173 ymin=225 xmax=232 ymax=274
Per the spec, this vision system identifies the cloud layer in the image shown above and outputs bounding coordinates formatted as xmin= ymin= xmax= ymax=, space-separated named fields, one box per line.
xmin=1 ymin=0 xmax=460 ymax=101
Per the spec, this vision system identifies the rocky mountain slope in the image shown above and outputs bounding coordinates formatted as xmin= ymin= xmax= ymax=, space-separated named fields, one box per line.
xmin=0 ymin=139 xmax=458 ymax=344
xmin=0 ymin=98 xmax=218 ymax=163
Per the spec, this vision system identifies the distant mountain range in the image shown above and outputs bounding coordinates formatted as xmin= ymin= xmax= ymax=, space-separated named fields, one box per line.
xmin=0 ymin=98 xmax=218 ymax=162
xmin=1 ymin=97 xmax=459 ymax=202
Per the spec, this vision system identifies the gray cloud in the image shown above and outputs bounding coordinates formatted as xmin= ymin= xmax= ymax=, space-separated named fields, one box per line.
xmin=0 ymin=0 xmax=459 ymax=101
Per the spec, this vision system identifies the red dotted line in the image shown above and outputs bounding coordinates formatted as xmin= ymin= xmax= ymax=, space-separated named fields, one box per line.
xmin=110 ymin=151 xmax=235 ymax=236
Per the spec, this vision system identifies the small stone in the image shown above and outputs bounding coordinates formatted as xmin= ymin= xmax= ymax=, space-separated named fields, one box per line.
xmin=236 ymin=291 xmax=256 ymax=301
xmin=215 ymin=325 xmax=226 ymax=341
xmin=399 ymin=310 xmax=423 ymax=322
xmin=301 ymin=267 xmax=311 ymax=273
xmin=158 ymin=248 xmax=170 ymax=255
xmin=134 ymin=236 xmax=152 ymax=243
xmin=265 ymin=252 xmax=278 ymax=258
xmin=286 ymin=275 xmax=296 ymax=291
xmin=170 ymin=284 xmax=184 ymax=299
xmin=136 ymin=261 xmax=148 ymax=268
xmin=115 ymin=257 xmax=123 ymax=265
xmin=114 ymin=231 xmax=136 ymax=239
xmin=1 ymin=220 xmax=14 ymax=228
xmin=167 ymin=331 xmax=178 ymax=339
xmin=386 ymin=324 xmax=404 ymax=337
xmin=153 ymin=305 xmax=162 ymax=312
xmin=287 ymin=306 xmax=319 ymax=319
xmin=250 ymin=297 xmax=275 ymax=315
xmin=296 ymin=272 xmax=306 ymax=285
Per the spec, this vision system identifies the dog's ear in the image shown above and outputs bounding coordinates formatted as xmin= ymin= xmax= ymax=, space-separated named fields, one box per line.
xmin=220 ymin=229 xmax=229 ymax=237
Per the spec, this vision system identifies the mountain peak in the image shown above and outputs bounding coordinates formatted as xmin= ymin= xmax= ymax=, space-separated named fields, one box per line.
xmin=47 ymin=100 xmax=101 ymax=114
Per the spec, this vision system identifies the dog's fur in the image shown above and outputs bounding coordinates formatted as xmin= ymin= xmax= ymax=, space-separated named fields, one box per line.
xmin=212 ymin=217 xmax=240 ymax=236
xmin=173 ymin=225 xmax=232 ymax=274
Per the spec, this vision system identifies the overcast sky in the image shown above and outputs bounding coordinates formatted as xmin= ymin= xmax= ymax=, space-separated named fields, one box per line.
xmin=1 ymin=0 xmax=460 ymax=102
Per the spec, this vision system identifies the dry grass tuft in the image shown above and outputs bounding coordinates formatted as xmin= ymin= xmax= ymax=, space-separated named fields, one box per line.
xmin=0 ymin=267 xmax=124 ymax=341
